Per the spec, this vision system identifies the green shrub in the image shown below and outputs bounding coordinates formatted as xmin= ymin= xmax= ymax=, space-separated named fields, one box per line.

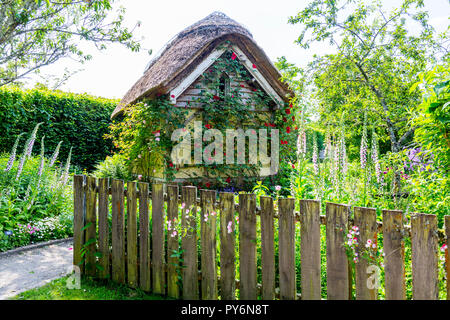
xmin=0 ymin=85 xmax=118 ymax=171
xmin=93 ymin=153 xmax=133 ymax=181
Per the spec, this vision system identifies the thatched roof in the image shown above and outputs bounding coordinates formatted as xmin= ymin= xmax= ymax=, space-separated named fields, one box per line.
xmin=111 ymin=11 xmax=293 ymax=118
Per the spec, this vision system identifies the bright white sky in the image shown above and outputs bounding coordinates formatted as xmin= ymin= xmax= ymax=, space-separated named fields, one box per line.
xmin=26 ymin=0 xmax=450 ymax=99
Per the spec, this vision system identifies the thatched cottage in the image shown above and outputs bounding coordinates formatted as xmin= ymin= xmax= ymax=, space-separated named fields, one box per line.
xmin=112 ymin=12 xmax=293 ymax=185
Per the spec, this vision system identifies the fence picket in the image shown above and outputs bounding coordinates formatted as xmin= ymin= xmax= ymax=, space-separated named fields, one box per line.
xmin=152 ymin=183 xmax=165 ymax=295
xmin=278 ymin=198 xmax=296 ymax=300
xmin=326 ymin=202 xmax=350 ymax=300
xmin=382 ymin=210 xmax=405 ymax=300
xmin=97 ymin=178 xmax=110 ymax=279
xmin=73 ymin=175 xmax=85 ymax=274
xmin=139 ymin=182 xmax=151 ymax=291
xmin=200 ymin=189 xmax=218 ymax=300
xmin=167 ymin=185 xmax=180 ymax=298
xmin=111 ymin=179 xmax=125 ymax=284
xmin=85 ymin=176 xmax=97 ymax=277
xmin=260 ymin=196 xmax=275 ymax=300
xmin=299 ymin=199 xmax=321 ymax=300
xmin=219 ymin=192 xmax=236 ymax=300
xmin=411 ymin=213 xmax=439 ymax=300
xmin=127 ymin=182 xmax=138 ymax=288
xmin=181 ymin=186 xmax=199 ymax=299
xmin=239 ymin=193 xmax=257 ymax=300
xmin=353 ymin=207 xmax=377 ymax=300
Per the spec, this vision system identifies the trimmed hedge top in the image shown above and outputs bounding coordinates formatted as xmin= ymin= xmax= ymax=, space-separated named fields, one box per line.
xmin=0 ymin=86 xmax=118 ymax=171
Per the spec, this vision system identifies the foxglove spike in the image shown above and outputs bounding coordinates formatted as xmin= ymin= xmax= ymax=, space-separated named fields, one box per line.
xmin=49 ymin=141 xmax=62 ymax=167
xmin=4 ymin=133 xmax=25 ymax=172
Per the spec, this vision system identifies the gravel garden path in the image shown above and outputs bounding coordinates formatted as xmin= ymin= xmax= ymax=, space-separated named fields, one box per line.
xmin=0 ymin=238 xmax=73 ymax=299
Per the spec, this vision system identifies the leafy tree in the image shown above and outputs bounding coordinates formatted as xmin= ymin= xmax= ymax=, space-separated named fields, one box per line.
xmin=289 ymin=0 xmax=449 ymax=154
xmin=410 ymin=62 xmax=450 ymax=171
xmin=0 ymin=0 xmax=141 ymax=86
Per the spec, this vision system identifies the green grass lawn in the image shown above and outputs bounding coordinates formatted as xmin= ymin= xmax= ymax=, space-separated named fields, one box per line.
xmin=12 ymin=276 xmax=170 ymax=300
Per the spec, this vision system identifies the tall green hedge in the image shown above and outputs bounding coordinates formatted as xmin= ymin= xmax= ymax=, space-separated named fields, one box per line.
xmin=0 ymin=86 xmax=118 ymax=171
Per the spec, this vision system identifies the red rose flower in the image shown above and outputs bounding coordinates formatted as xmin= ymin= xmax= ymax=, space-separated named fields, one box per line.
xmin=292 ymin=164 xmax=295 ymax=169
xmin=270 ymin=123 xmax=276 ymax=128
xmin=240 ymin=84 xmax=245 ymax=88
xmin=252 ymin=64 xmax=257 ymax=69
xmin=264 ymin=123 xmax=269 ymax=127
xmin=213 ymin=95 xmax=220 ymax=100
xmin=292 ymin=116 xmax=295 ymax=122
xmin=206 ymin=182 xmax=211 ymax=188
xmin=283 ymin=117 xmax=287 ymax=122
xmin=205 ymin=124 xmax=212 ymax=129
xmin=226 ymin=177 xmax=231 ymax=183
xmin=171 ymin=94 xmax=175 ymax=98
xmin=253 ymin=88 xmax=257 ymax=92
xmin=289 ymin=103 xmax=293 ymax=108
xmin=231 ymin=52 xmax=237 ymax=60
xmin=169 ymin=162 xmax=174 ymax=168
xmin=286 ymin=127 xmax=291 ymax=133
xmin=285 ymin=108 xmax=291 ymax=114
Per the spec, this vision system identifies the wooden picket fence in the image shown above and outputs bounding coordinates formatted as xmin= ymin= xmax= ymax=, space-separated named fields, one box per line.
xmin=72 ymin=175 xmax=450 ymax=300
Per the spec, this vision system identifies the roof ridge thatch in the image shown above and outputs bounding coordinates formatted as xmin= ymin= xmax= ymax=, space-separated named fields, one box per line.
xmin=143 ymin=12 xmax=252 ymax=75
xmin=112 ymin=11 xmax=292 ymax=118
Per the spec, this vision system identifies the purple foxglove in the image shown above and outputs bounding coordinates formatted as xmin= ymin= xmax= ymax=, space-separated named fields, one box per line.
xmin=4 ymin=133 xmax=25 ymax=172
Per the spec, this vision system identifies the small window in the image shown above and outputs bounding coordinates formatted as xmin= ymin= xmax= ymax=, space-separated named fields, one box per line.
xmin=218 ymin=72 xmax=230 ymax=100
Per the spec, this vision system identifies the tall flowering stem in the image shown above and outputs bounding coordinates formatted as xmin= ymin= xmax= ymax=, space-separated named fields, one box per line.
xmin=61 ymin=147 xmax=73 ymax=186
xmin=4 ymin=133 xmax=25 ymax=172
xmin=25 ymin=122 xmax=43 ymax=158
xmin=360 ymin=113 xmax=368 ymax=170
xmin=27 ymin=136 xmax=46 ymax=208
xmin=371 ymin=128 xmax=381 ymax=184
xmin=331 ymin=135 xmax=339 ymax=191
xmin=296 ymin=128 xmax=306 ymax=160
xmin=16 ymin=123 xmax=43 ymax=181
xmin=312 ymin=133 xmax=318 ymax=175
xmin=37 ymin=136 xmax=45 ymax=178
xmin=339 ymin=125 xmax=347 ymax=178
xmin=49 ymin=141 xmax=62 ymax=167
xmin=360 ymin=113 xmax=368 ymax=205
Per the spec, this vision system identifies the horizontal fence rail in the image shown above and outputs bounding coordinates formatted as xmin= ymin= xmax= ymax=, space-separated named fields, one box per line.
xmin=73 ymin=175 xmax=450 ymax=300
